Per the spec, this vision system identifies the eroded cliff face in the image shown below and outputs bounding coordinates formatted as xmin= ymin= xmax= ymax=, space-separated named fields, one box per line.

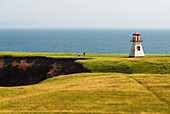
xmin=0 ymin=57 xmax=89 ymax=86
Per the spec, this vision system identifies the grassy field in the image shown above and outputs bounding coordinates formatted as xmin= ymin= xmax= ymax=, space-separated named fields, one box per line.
xmin=0 ymin=51 xmax=170 ymax=74
xmin=0 ymin=73 xmax=169 ymax=113
xmin=0 ymin=52 xmax=170 ymax=113
xmin=0 ymin=51 xmax=170 ymax=58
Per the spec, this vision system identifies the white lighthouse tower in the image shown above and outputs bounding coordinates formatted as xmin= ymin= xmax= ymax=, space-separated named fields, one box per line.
xmin=129 ymin=32 xmax=144 ymax=57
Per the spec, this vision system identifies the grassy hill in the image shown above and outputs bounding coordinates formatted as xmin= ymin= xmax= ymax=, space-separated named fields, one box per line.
xmin=0 ymin=73 xmax=169 ymax=113
xmin=77 ymin=55 xmax=170 ymax=74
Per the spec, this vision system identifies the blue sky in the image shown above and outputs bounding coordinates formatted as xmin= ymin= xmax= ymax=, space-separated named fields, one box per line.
xmin=0 ymin=0 xmax=170 ymax=28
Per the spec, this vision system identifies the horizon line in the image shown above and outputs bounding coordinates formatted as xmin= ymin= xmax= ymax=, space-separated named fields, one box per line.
xmin=0 ymin=27 xmax=170 ymax=30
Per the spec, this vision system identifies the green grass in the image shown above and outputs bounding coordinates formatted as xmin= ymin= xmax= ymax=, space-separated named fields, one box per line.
xmin=0 ymin=73 xmax=169 ymax=113
xmin=77 ymin=57 xmax=170 ymax=74
xmin=0 ymin=51 xmax=170 ymax=74
xmin=0 ymin=52 xmax=170 ymax=113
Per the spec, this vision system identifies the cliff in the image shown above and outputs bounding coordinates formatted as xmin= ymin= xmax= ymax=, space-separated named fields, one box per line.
xmin=0 ymin=56 xmax=89 ymax=86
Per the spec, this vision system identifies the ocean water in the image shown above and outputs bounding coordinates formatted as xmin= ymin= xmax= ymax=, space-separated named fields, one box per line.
xmin=0 ymin=29 xmax=169 ymax=54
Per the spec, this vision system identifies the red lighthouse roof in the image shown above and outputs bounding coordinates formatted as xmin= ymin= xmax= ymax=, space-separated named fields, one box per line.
xmin=131 ymin=32 xmax=143 ymax=42
xmin=133 ymin=32 xmax=140 ymax=35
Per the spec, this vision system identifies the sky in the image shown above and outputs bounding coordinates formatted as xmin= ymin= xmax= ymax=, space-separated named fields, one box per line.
xmin=0 ymin=0 xmax=170 ymax=28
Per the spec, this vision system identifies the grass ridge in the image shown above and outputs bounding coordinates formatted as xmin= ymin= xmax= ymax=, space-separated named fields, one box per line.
xmin=129 ymin=76 xmax=169 ymax=106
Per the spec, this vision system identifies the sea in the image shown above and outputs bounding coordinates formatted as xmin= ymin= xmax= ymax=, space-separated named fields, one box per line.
xmin=0 ymin=29 xmax=169 ymax=54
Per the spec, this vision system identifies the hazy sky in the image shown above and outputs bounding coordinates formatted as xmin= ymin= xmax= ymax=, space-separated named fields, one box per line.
xmin=0 ymin=0 xmax=170 ymax=28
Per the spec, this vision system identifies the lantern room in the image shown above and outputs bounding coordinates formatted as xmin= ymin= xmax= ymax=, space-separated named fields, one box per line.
xmin=131 ymin=32 xmax=143 ymax=42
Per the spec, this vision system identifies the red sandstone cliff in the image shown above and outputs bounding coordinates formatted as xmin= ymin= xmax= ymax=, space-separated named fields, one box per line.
xmin=0 ymin=57 xmax=89 ymax=86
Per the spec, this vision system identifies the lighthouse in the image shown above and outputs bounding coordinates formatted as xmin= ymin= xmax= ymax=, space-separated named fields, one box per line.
xmin=129 ymin=32 xmax=144 ymax=57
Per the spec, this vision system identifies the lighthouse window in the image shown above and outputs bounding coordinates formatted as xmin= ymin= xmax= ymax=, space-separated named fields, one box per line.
xmin=133 ymin=36 xmax=136 ymax=41
xmin=137 ymin=46 xmax=140 ymax=51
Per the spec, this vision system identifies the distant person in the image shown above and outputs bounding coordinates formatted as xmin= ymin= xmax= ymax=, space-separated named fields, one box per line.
xmin=78 ymin=52 xmax=80 ymax=56
xmin=84 ymin=52 xmax=86 ymax=57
